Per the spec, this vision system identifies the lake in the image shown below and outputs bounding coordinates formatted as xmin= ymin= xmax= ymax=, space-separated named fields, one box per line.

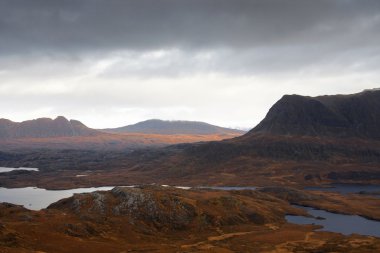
xmin=0 ymin=186 xmax=115 ymax=210
xmin=0 ymin=184 xmax=257 ymax=211
xmin=286 ymin=206 xmax=380 ymax=237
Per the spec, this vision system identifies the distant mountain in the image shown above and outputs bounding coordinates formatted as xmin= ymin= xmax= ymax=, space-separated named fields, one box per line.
xmin=94 ymin=89 xmax=380 ymax=186
xmin=0 ymin=117 xmax=243 ymax=150
xmin=245 ymin=88 xmax=380 ymax=140
xmin=0 ymin=116 xmax=98 ymax=139
xmin=1 ymin=90 xmax=380 ymax=187
xmin=101 ymin=119 xmax=245 ymax=135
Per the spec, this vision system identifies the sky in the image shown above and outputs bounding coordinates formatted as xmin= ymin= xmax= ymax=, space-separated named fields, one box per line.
xmin=0 ymin=0 xmax=380 ymax=129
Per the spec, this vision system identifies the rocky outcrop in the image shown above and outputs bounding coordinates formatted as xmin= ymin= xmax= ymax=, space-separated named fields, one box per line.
xmin=1 ymin=188 xmax=379 ymax=253
xmin=48 ymin=186 xmax=293 ymax=231
xmin=49 ymin=186 xmax=198 ymax=230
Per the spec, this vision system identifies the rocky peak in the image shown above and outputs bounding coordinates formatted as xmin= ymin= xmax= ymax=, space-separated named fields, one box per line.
xmin=247 ymin=89 xmax=380 ymax=140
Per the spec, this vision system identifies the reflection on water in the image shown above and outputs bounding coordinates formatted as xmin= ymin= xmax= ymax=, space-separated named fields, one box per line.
xmin=0 ymin=186 xmax=114 ymax=210
xmin=286 ymin=206 xmax=380 ymax=237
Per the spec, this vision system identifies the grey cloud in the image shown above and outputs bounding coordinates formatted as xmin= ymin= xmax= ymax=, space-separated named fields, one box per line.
xmin=1 ymin=0 xmax=380 ymax=128
xmin=1 ymin=0 xmax=380 ymax=55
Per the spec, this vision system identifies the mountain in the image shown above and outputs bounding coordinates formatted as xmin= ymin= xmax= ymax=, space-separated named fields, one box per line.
xmin=0 ymin=116 xmax=98 ymax=139
xmin=101 ymin=119 xmax=245 ymax=135
xmin=0 ymin=117 xmax=243 ymax=150
xmin=247 ymin=88 xmax=380 ymax=140
xmin=112 ymin=89 xmax=380 ymax=186
xmin=1 ymin=90 xmax=379 ymax=188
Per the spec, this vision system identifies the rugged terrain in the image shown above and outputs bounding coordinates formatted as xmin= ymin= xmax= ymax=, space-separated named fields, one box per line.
xmin=1 ymin=90 xmax=379 ymax=189
xmin=247 ymin=88 xmax=380 ymax=139
xmin=1 ymin=186 xmax=379 ymax=253
xmin=1 ymin=90 xmax=380 ymax=252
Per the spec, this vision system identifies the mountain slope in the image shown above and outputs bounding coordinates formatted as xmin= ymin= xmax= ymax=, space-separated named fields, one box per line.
xmin=0 ymin=116 xmax=99 ymax=139
xmin=247 ymin=88 xmax=380 ymax=139
xmin=102 ymin=119 xmax=245 ymax=135
xmin=114 ymin=89 xmax=380 ymax=186
xmin=0 ymin=117 xmax=242 ymax=150
xmin=1 ymin=90 xmax=379 ymax=188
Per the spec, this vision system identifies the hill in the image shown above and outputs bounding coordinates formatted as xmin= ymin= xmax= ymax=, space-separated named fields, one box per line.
xmin=100 ymin=89 xmax=380 ymax=186
xmin=0 ymin=116 xmax=98 ymax=139
xmin=101 ymin=119 xmax=245 ymax=135
xmin=2 ymin=186 xmax=379 ymax=252
xmin=0 ymin=117 xmax=243 ymax=150
xmin=0 ymin=89 xmax=379 ymax=188
xmin=247 ymin=88 xmax=380 ymax=139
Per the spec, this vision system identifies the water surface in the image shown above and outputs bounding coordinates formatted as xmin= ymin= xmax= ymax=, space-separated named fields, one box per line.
xmin=286 ymin=206 xmax=380 ymax=237
xmin=0 ymin=186 xmax=114 ymax=210
xmin=0 ymin=185 xmax=257 ymax=210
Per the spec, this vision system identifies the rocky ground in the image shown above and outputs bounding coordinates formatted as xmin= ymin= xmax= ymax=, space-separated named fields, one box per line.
xmin=1 ymin=90 xmax=380 ymax=252
xmin=0 ymin=186 xmax=379 ymax=253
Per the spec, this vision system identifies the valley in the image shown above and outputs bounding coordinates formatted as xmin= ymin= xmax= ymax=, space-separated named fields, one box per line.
xmin=0 ymin=89 xmax=380 ymax=252
xmin=3 ymin=1 xmax=380 ymax=252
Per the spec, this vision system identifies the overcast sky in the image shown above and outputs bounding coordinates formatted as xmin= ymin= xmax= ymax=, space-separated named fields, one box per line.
xmin=1 ymin=0 xmax=379 ymax=129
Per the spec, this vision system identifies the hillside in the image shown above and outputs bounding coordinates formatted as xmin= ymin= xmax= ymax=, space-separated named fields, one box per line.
xmin=1 ymin=89 xmax=380 ymax=189
xmin=247 ymin=88 xmax=380 ymax=139
xmin=101 ymin=119 xmax=245 ymax=135
xmin=2 ymin=186 xmax=379 ymax=252
xmin=0 ymin=116 xmax=98 ymax=139
xmin=0 ymin=117 xmax=242 ymax=150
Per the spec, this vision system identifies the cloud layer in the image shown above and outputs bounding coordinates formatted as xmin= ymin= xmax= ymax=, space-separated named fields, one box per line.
xmin=0 ymin=0 xmax=380 ymax=128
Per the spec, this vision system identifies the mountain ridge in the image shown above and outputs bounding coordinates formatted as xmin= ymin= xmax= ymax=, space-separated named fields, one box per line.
xmin=0 ymin=89 xmax=380 ymax=188
xmin=0 ymin=116 xmax=98 ymax=139
xmin=246 ymin=88 xmax=380 ymax=140
xmin=0 ymin=117 xmax=244 ymax=149
xmin=101 ymin=119 xmax=245 ymax=135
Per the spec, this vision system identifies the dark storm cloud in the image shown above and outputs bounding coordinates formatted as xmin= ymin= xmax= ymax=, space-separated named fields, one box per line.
xmin=1 ymin=0 xmax=380 ymax=56
xmin=1 ymin=0 xmax=380 ymax=129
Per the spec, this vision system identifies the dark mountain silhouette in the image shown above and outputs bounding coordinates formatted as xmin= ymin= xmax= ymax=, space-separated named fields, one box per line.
xmin=1 ymin=90 xmax=380 ymax=188
xmin=113 ymin=89 xmax=380 ymax=185
xmin=245 ymin=88 xmax=380 ymax=140
xmin=102 ymin=119 xmax=245 ymax=135
xmin=0 ymin=116 xmax=98 ymax=139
